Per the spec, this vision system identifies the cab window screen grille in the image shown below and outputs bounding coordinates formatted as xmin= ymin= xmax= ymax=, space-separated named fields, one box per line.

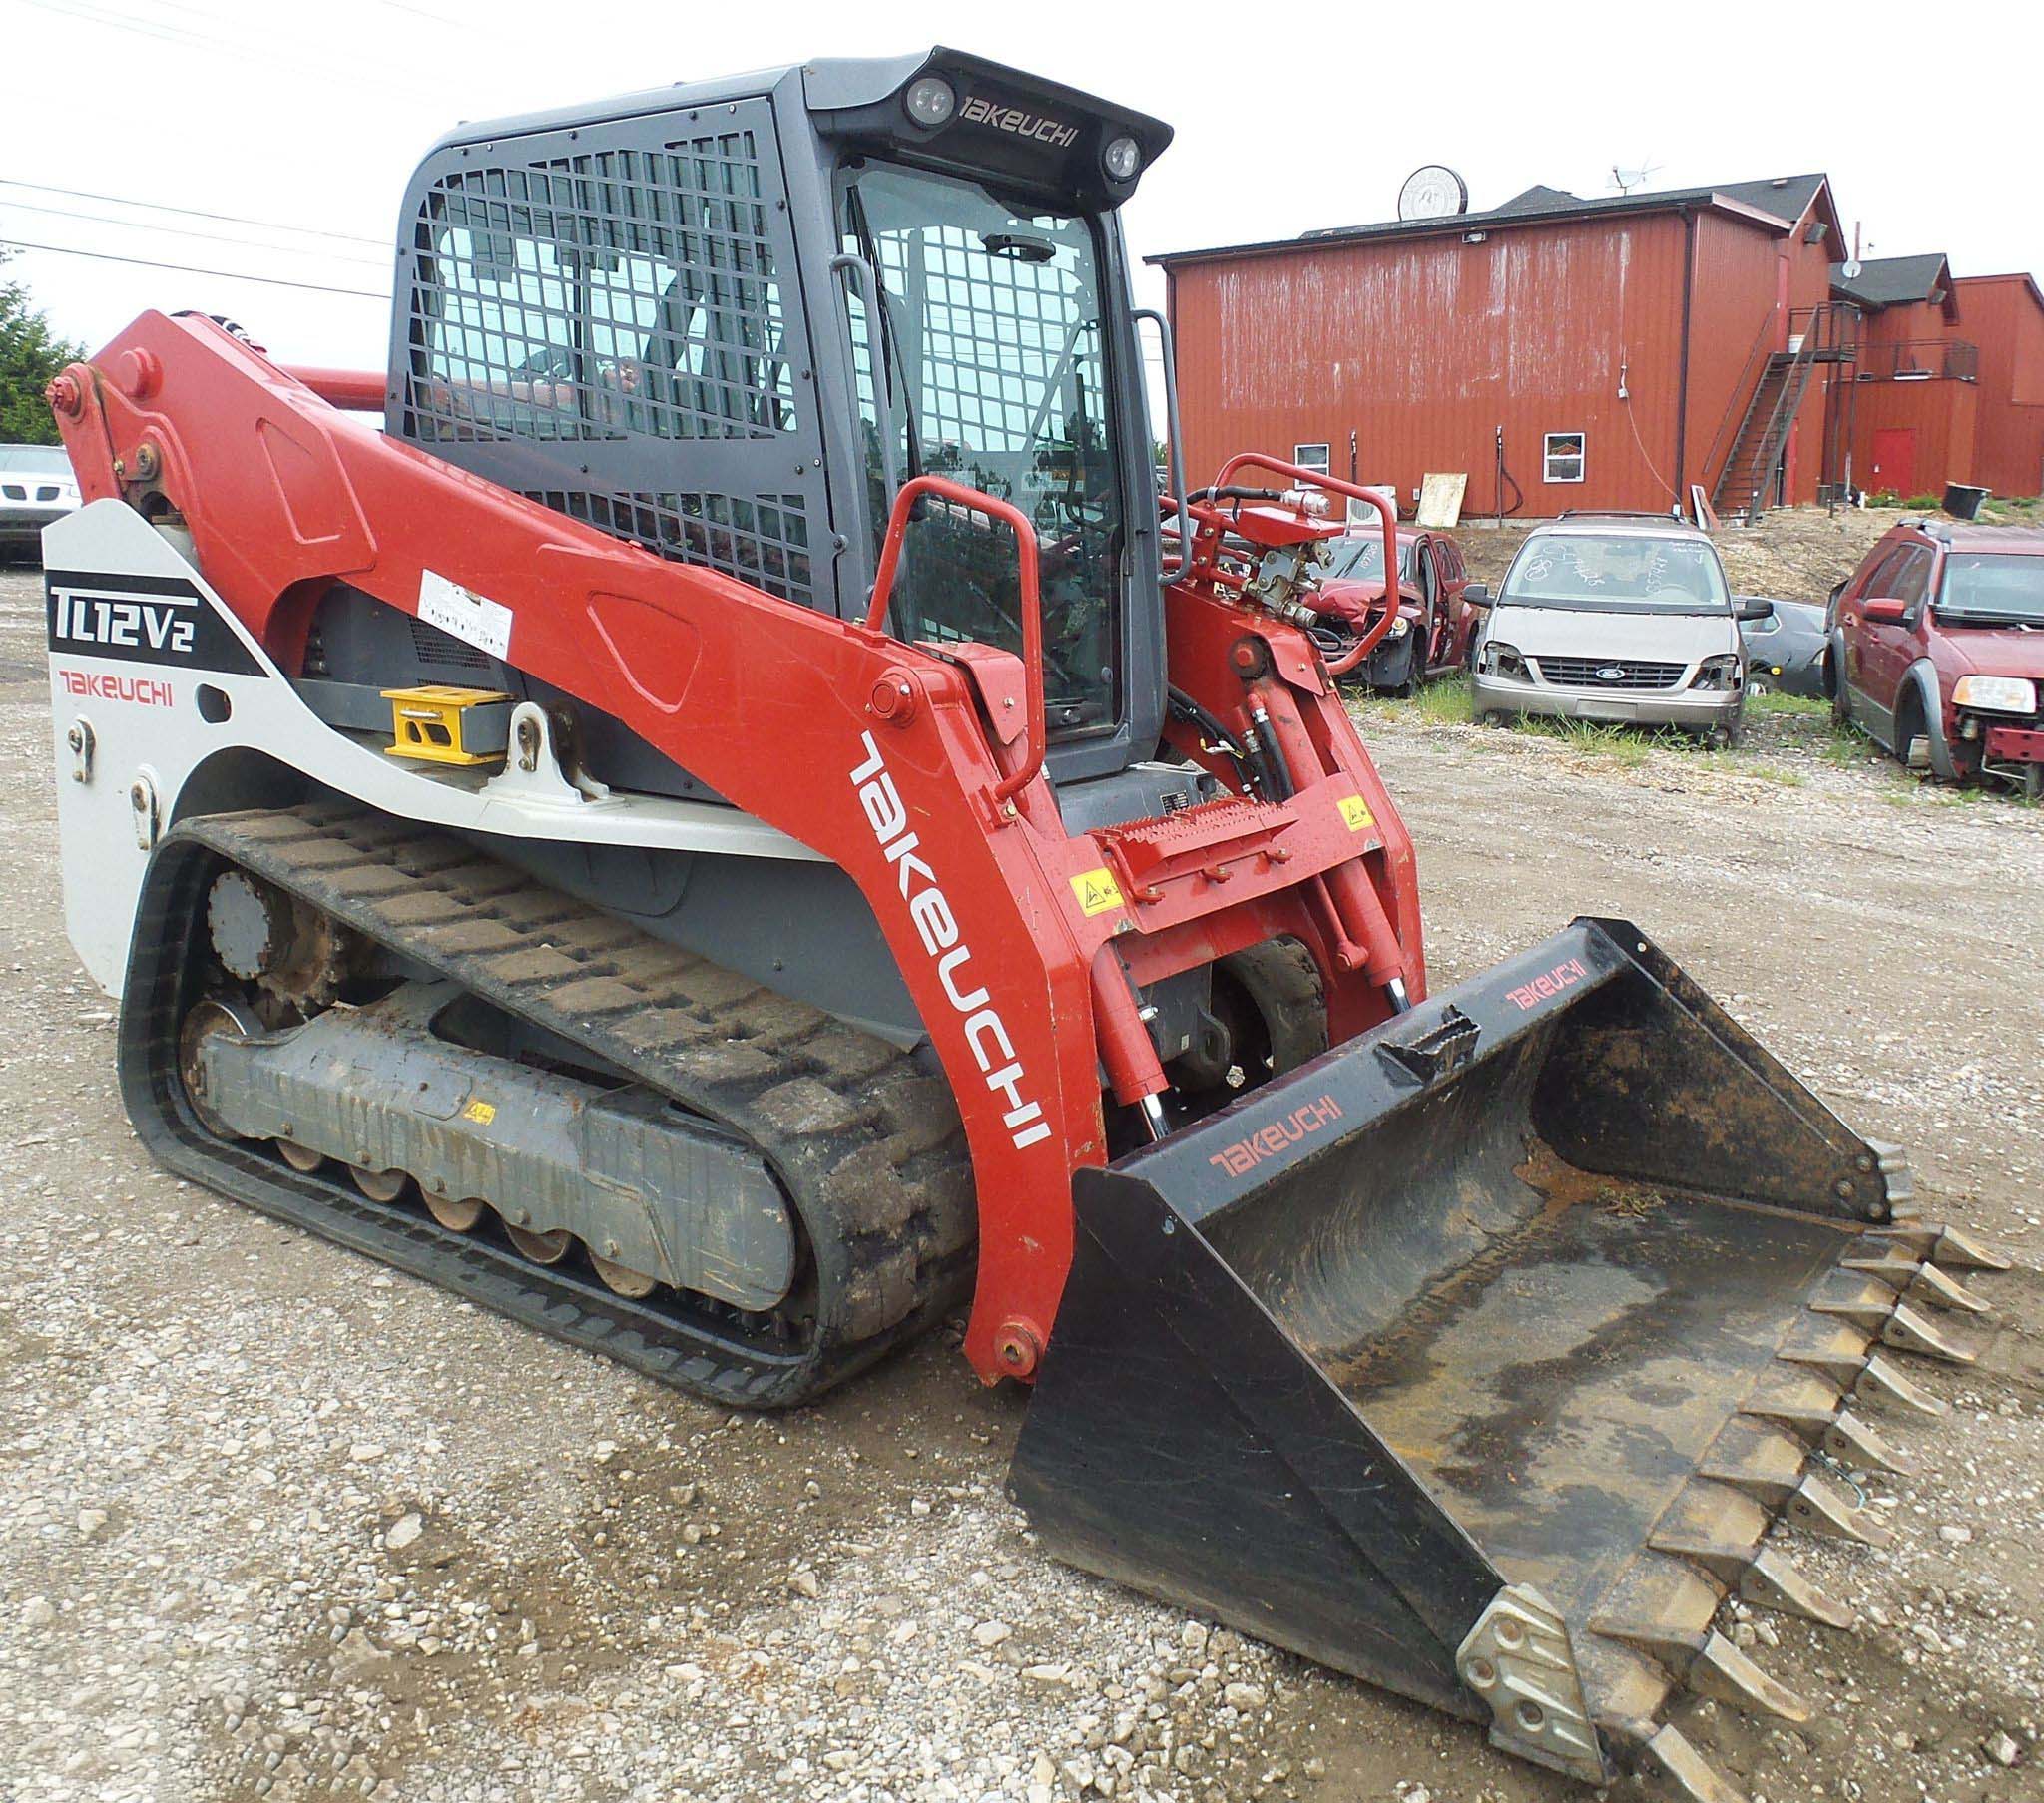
xmin=863 ymin=225 xmax=1092 ymax=456
xmin=394 ymin=99 xmax=828 ymax=613
xmin=405 ymin=132 xmax=795 ymax=445
xmin=525 ymin=490 xmax=812 ymax=605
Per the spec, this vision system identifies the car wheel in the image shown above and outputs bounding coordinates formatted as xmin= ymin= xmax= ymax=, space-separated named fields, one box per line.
xmin=1745 ymin=675 xmax=1773 ymax=697
xmin=1830 ymin=676 xmax=1851 ymax=729
xmin=2024 ymin=765 xmax=2042 ymax=804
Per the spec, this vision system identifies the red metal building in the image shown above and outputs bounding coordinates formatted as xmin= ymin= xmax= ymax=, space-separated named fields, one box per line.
xmin=1959 ymin=273 xmax=2044 ymax=498
xmin=1837 ymin=256 xmax=2044 ymax=500
xmin=1156 ymin=176 xmax=1852 ymax=520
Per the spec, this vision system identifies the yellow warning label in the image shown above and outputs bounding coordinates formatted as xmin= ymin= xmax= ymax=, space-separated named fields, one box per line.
xmin=1069 ymin=867 xmax=1126 ymax=917
xmin=461 ymin=1099 xmax=498 ymax=1126
xmin=1337 ymin=794 xmax=1375 ymax=832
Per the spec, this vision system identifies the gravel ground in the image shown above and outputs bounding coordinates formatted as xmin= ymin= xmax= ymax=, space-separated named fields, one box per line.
xmin=1 ymin=539 xmax=2039 ymax=1803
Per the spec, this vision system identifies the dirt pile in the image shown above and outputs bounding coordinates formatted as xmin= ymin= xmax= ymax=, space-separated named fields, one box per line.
xmin=1453 ymin=503 xmax=1908 ymax=604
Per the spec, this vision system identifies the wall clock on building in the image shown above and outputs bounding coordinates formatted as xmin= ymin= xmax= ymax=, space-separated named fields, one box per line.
xmin=1397 ymin=166 xmax=1469 ymax=221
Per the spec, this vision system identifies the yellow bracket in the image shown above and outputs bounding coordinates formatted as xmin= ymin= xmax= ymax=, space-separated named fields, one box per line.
xmin=381 ymin=684 xmax=512 ymax=766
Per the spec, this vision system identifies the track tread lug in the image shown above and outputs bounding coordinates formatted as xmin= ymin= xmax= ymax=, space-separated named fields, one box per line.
xmin=753 ymin=1075 xmax=866 ymax=1139
xmin=546 ymin=975 xmax=648 ymax=1016
xmin=372 ymin=891 xmax=470 ymax=926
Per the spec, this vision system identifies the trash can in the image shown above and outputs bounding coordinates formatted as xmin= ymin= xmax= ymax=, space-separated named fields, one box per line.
xmin=1943 ymin=483 xmax=1990 ymax=520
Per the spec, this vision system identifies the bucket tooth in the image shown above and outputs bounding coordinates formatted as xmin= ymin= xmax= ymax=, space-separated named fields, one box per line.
xmin=1822 ymin=1408 xmax=1912 ymax=1475
xmin=1873 ymin=1222 xmax=2012 ymax=1271
xmin=1591 ymin=1614 xmax=1807 ymax=1723
xmin=1690 ymin=1631 xmax=1810 ymax=1721
xmin=1883 ymin=1299 xmax=1977 ymax=1364
xmin=1632 ymin=1722 xmax=1748 ymax=1803
xmin=1908 ymin=1261 xmax=1991 ymax=1314
xmin=1811 ymin=1279 xmax=1978 ymax=1364
xmin=1845 ymin=1253 xmax=1992 ymax=1315
xmin=1785 ymin=1470 xmax=1894 ymax=1548
xmin=1858 ymin=1352 xmax=1948 ymax=1417
xmin=1738 ymin=1547 xmax=1853 ymax=1629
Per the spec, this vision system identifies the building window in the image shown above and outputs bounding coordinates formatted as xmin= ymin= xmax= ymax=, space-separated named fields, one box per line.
xmin=1543 ymin=432 xmax=1586 ymax=484
xmin=1293 ymin=442 xmax=1330 ymax=475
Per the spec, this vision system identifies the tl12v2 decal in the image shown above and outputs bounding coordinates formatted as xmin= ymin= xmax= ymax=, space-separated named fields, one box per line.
xmin=45 ymin=570 xmax=266 ymax=677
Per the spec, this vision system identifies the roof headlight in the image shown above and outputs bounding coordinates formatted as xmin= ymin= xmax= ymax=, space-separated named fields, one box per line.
xmin=1952 ymin=674 xmax=2037 ymax=713
xmin=1103 ymin=135 xmax=1142 ymax=182
xmin=903 ymin=75 xmax=957 ymax=129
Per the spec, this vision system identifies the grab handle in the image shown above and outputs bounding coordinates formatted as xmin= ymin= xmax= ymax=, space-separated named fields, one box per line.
xmin=867 ymin=474 xmax=1045 ymax=803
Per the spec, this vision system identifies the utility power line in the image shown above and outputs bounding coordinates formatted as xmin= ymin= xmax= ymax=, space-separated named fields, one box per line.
xmin=0 ymin=179 xmax=387 ymax=250
xmin=0 ymin=199 xmax=389 ymax=268
xmin=8 ymin=0 xmax=446 ymax=106
xmin=0 ymin=237 xmax=389 ymax=300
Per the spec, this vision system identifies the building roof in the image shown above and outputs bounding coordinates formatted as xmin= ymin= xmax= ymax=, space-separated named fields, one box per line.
xmin=1830 ymin=252 xmax=1956 ymax=313
xmin=1150 ymin=173 xmax=1837 ymax=269
xmin=1491 ymin=173 xmax=1830 ymax=227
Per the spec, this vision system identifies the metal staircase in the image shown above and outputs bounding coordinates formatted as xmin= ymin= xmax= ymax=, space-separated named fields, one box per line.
xmin=1709 ymin=304 xmax=1858 ymax=522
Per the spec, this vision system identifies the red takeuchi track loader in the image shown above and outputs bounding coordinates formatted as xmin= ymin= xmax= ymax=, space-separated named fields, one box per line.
xmin=43 ymin=49 xmax=2002 ymax=1798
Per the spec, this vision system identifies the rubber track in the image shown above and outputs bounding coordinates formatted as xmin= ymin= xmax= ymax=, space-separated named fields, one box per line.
xmin=127 ymin=800 xmax=976 ymax=1408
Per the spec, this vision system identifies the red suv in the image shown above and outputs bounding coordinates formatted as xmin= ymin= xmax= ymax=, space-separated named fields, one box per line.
xmin=1828 ymin=521 xmax=2044 ymax=797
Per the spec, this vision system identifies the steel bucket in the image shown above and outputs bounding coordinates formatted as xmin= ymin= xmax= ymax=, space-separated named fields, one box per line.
xmin=1012 ymin=921 xmax=2000 ymax=1797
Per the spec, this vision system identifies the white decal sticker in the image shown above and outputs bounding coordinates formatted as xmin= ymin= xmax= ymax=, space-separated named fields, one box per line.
xmin=418 ymin=569 xmax=513 ymax=661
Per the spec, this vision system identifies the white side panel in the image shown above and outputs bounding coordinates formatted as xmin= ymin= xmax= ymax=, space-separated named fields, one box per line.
xmin=44 ymin=500 xmax=824 ymax=996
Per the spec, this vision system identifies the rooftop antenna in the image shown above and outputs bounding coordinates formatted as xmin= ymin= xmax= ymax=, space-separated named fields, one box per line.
xmin=1611 ymin=160 xmax=1663 ymax=195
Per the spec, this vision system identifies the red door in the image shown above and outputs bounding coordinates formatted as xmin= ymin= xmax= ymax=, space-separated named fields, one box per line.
xmin=1870 ymin=427 xmax=1916 ymax=496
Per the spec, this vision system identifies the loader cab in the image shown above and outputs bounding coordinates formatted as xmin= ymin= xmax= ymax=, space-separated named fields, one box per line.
xmin=388 ymin=49 xmax=1172 ymax=788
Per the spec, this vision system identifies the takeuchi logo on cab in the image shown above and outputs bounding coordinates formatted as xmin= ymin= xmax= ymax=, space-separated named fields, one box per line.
xmin=959 ymin=96 xmax=1079 ymax=151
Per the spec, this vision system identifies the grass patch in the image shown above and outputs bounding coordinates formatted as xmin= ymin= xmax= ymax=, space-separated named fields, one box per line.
xmin=1980 ymin=494 xmax=2044 ymax=526
xmin=1409 ymin=675 xmax=1474 ymax=726
xmin=1506 ymin=714 xmax=1658 ymax=766
xmin=1746 ymin=688 xmax=1827 ymax=717
xmin=1820 ymin=721 xmax=1873 ymax=765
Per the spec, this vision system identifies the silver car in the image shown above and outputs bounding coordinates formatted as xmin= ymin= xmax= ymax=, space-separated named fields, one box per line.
xmin=0 ymin=443 xmax=82 ymax=561
xmin=1466 ymin=516 xmax=1770 ymax=744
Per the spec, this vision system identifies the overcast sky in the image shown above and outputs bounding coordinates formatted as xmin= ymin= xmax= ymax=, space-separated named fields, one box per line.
xmin=4 ymin=0 xmax=2037 ymax=377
